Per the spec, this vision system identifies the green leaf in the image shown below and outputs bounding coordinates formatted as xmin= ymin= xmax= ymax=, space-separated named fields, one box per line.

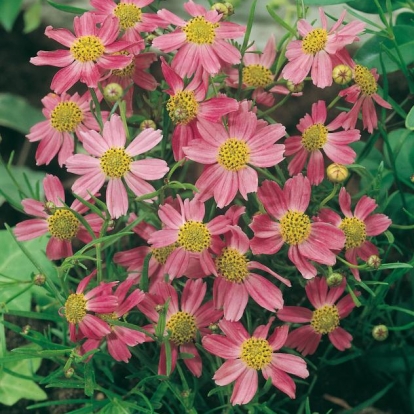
xmin=304 ymin=0 xmax=352 ymax=4
xmin=384 ymin=129 xmax=414 ymax=181
xmin=46 ymin=0 xmax=89 ymax=14
xmin=347 ymin=0 xmax=403 ymax=13
xmin=0 ymin=0 xmax=23 ymax=32
xmin=396 ymin=11 xmax=414 ymax=26
xmin=23 ymin=0 xmax=42 ymax=33
xmin=0 ymin=93 xmax=43 ymax=134
xmin=0 ymin=346 xmax=47 ymax=405
xmin=406 ymin=106 xmax=414 ymax=130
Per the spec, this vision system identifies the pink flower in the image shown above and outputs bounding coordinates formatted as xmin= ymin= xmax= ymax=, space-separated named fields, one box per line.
xmin=161 ymin=57 xmax=238 ymax=160
xmin=317 ymin=187 xmax=391 ymax=280
xmin=66 ymin=114 xmax=169 ymax=219
xmin=62 ymin=270 xmax=118 ymax=342
xmin=212 ymin=226 xmax=291 ymax=321
xmin=339 ymin=64 xmax=392 ymax=133
xmin=138 ymin=280 xmax=223 ymax=377
xmin=277 ymin=277 xmax=358 ymax=356
xmin=250 ymin=174 xmax=345 ymax=279
xmin=285 ymin=100 xmax=360 ymax=185
xmin=81 ymin=279 xmax=147 ymax=362
xmin=184 ymin=110 xmax=285 ymax=208
xmin=153 ymin=0 xmax=245 ymax=78
xmin=147 ymin=196 xmax=231 ymax=279
xmin=202 ymin=319 xmax=309 ymax=405
xmin=30 ymin=12 xmax=132 ymax=93
xmin=26 ymin=91 xmax=106 ymax=167
xmin=282 ymin=8 xmax=365 ymax=88
xmin=14 ymin=174 xmax=105 ymax=260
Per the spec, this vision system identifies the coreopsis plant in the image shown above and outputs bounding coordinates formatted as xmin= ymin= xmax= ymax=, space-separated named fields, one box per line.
xmin=5 ymin=0 xmax=414 ymax=412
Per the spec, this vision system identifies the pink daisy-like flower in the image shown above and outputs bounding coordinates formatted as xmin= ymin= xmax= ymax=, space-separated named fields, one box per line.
xmin=203 ymin=318 xmax=309 ymax=405
xmin=212 ymin=226 xmax=291 ymax=321
xmin=153 ymin=0 xmax=245 ymax=78
xmin=66 ymin=114 xmax=169 ymax=219
xmin=15 ymin=174 xmax=105 ymax=260
xmin=282 ymin=8 xmax=365 ymax=88
xmin=30 ymin=12 xmax=132 ymax=93
xmin=147 ymin=196 xmax=231 ymax=279
xmin=250 ymin=174 xmax=345 ymax=279
xmin=161 ymin=57 xmax=238 ymax=160
xmin=27 ymin=91 xmax=107 ymax=167
xmin=184 ymin=110 xmax=285 ymax=208
xmin=285 ymin=100 xmax=360 ymax=185
xmin=62 ymin=270 xmax=118 ymax=342
xmin=317 ymin=187 xmax=391 ymax=280
xmin=81 ymin=279 xmax=147 ymax=362
xmin=277 ymin=277 xmax=358 ymax=356
xmin=138 ymin=280 xmax=223 ymax=377
xmin=339 ymin=63 xmax=392 ymax=133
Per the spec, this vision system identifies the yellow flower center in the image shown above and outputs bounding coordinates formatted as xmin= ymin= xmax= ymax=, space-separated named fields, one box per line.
xmin=339 ymin=217 xmax=367 ymax=249
xmin=177 ymin=221 xmax=211 ymax=253
xmin=112 ymin=51 xmax=135 ymax=77
xmin=301 ymin=123 xmax=328 ymax=151
xmin=100 ymin=147 xmax=132 ymax=179
xmin=240 ymin=337 xmax=272 ymax=370
xmin=152 ymin=244 xmax=177 ymax=265
xmin=166 ymin=311 xmax=197 ymax=345
xmin=301 ymin=28 xmax=328 ymax=54
xmin=113 ymin=3 xmax=142 ymax=30
xmin=280 ymin=211 xmax=312 ymax=245
xmin=50 ymin=102 xmax=84 ymax=132
xmin=64 ymin=293 xmax=87 ymax=324
xmin=70 ymin=35 xmax=105 ymax=62
xmin=183 ymin=16 xmax=219 ymax=45
xmin=166 ymin=91 xmax=199 ymax=125
xmin=311 ymin=304 xmax=340 ymax=334
xmin=47 ymin=209 xmax=80 ymax=240
xmin=242 ymin=64 xmax=272 ymax=87
xmin=217 ymin=138 xmax=250 ymax=172
xmin=97 ymin=312 xmax=118 ymax=322
xmin=215 ymin=247 xmax=249 ymax=283
xmin=354 ymin=64 xmax=378 ymax=96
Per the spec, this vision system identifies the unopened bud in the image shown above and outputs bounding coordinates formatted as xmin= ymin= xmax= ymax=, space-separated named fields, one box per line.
xmin=326 ymin=273 xmax=343 ymax=287
xmin=209 ymin=323 xmax=219 ymax=332
xmin=372 ymin=324 xmax=388 ymax=341
xmin=211 ymin=3 xmax=229 ymax=18
xmin=33 ymin=273 xmax=46 ymax=286
xmin=65 ymin=367 xmax=75 ymax=378
xmin=22 ymin=325 xmax=31 ymax=335
xmin=140 ymin=119 xmax=157 ymax=130
xmin=155 ymin=304 xmax=164 ymax=313
xmin=332 ymin=64 xmax=352 ymax=85
xmin=286 ymin=80 xmax=304 ymax=93
xmin=224 ymin=2 xmax=234 ymax=15
xmin=103 ymin=83 xmax=124 ymax=102
xmin=326 ymin=163 xmax=349 ymax=183
xmin=145 ymin=34 xmax=156 ymax=44
xmin=410 ymin=174 xmax=414 ymax=183
xmin=44 ymin=201 xmax=56 ymax=215
xmin=367 ymin=255 xmax=381 ymax=269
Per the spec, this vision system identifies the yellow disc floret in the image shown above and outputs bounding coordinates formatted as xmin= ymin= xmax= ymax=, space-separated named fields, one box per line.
xmin=112 ymin=51 xmax=135 ymax=77
xmin=166 ymin=311 xmax=197 ymax=345
xmin=242 ymin=64 xmax=272 ymax=87
xmin=50 ymin=102 xmax=84 ymax=132
xmin=215 ymin=247 xmax=249 ymax=283
xmin=113 ymin=3 xmax=142 ymax=30
xmin=166 ymin=91 xmax=199 ymax=125
xmin=240 ymin=337 xmax=272 ymax=370
xmin=152 ymin=244 xmax=177 ymax=265
xmin=177 ymin=221 xmax=211 ymax=253
xmin=311 ymin=304 xmax=340 ymax=334
xmin=354 ymin=64 xmax=378 ymax=96
xmin=100 ymin=147 xmax=132 ymax=179
xmin=301 ymin=28 xmax=328 ymax=55
xmin=280 ymin=211 xmax=312 ymax=245
xmin=183 ymin=16 xmax=219 ymax=45
xmin=339 ymin=217 xmax=367 ymax=249
xmin=70 ymin=35 xmax=105 ymax=62
xmin=47 ymin=209 xmax=80 ymax=240
xmin=65 ymin=293 xmax=87 ymax=324
xmin=301 ymin=123 xmax=328 ymax=151
xmin=217 ymin=138 xmax=250 ymax=172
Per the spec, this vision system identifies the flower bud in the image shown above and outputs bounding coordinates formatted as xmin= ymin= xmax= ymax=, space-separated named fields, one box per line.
xmin=140 ymin=119 xmax=157 ymax=130
xmin=332 ymin=64 xmax=352 ymax=85
xmin=224 ymin=2 xmax=234 ymax=16
xmin=286 ymin=80 xmax=304 ymax=93
xmin=65 ymin=367 xmax=75 ymax=378
xmin=211 ymin=3 xmax=229 ymax=18
xmin=145 ymin=34 xmax=156 ymax=44
xmin=367 ymin=255 xmax=381 ymax=269
xmin=372 ymin=324 xmax=388 ymax=341
xmin=326 ymin=273 xmax=343 ymax=287
xmin=326 ymin=163 xmax=349 ymax=183
xmin=103 ymin=83 xmax=124 ymax=102
xmin=44 ymin=201 xmax=56 ymax=215
xmin=410 ymin=174 xmax=414 ymax=183
xmin=33 ymin=273 xmax=46 ymax=286
xmin=22 ymin=325 xmax=31 ymax=335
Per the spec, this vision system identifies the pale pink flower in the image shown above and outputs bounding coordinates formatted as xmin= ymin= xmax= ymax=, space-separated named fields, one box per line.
xmin=250 ymin=174 xmax=345 ymax=279
xmin=81 ymin=279 xmax=147 ymax=362
xmin=212 ymin=226 xmax=291 ymax=321
xmin=285 ymin=100 xmax=360 ymax=185
xmin=27 ymin=91 xmax=107 ymax=167
xmin=138 ymin=280 xmax=223 ymax=377
xmin=277 ymin=277 xmax=358 ymax=356
xmin=66 ymin=114 xmax=169 ymax=219
xmin=339 ymin=64 xmax=392 ymax=133
xmin=184 ymin=110 xmax=285 ymax=208
xmin=14 ymin=174 xmax=104 ymax=260
xmin=282 ymin=8 xmax=365 ymax=88
xmin=202 ymin=319 xmax=309 ymax=405
xmin=30 ymin=12 xmax=132 ymax=93
xmin=147 ymin=196 xmax=231 ymax=279
xmin=153 ymin=0 xmax=245 ymax=78
xmin=161 ymin=57 xmax=238 ymax=160
xmin=317 ymin=187 xmax=391 ymax=280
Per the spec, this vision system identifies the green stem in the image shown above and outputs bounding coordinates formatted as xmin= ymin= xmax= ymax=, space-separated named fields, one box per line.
xmin=318 ymin=184 xmax=339 ymax=210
